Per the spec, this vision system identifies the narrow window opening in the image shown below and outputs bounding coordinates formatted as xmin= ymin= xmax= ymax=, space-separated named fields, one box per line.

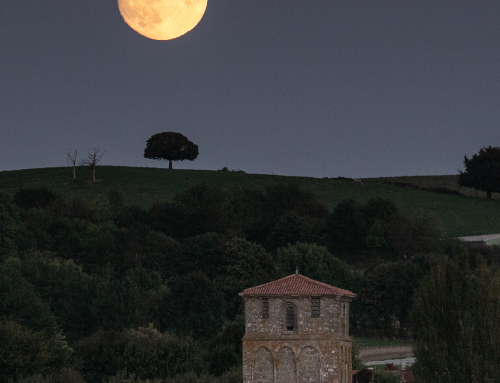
xmin=262 ymin=298 xmax=269 ymax=319
xmin=286 ymin=305 xmax=296 ymax=331
xmin=341 ymin=303 xmax=346 ymax=334
xmin=311 ymin=297 xmax=320 ymax=317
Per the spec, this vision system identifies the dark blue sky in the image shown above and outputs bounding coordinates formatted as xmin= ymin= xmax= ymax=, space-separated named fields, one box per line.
xmin=1 ymin=1 xmax=499 ymax=178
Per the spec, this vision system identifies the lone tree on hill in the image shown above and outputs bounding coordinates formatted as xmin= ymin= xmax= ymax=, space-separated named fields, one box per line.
xmin=81 ymin=147 xmax=105 ymax=183
xmin=459 ymin=146 xmax=500 ymax=199
xmin=65 ymin=149 xmax=78 ymax=181
xmin=144 ymin=132 xmax=199 ymax=169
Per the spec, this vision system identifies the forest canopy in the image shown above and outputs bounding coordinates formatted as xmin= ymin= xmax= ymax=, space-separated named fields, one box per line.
xmin=0 ymin=183 xmax=491 ymax=383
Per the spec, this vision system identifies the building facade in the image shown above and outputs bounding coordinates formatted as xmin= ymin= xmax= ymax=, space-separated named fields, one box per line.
xmin=240 ymin=273 xmax=356 ymax=383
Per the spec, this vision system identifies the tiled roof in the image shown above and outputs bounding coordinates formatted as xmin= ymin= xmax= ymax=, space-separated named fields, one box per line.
xmin=239 ymin=274 xmax=356 ymax=298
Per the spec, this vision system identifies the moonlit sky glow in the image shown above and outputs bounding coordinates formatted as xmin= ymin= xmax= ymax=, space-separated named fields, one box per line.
xmin=1 ymin=1 xmax=500 ymax=178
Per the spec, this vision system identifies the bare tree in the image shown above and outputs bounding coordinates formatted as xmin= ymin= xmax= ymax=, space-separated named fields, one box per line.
xmin=81 ymin=147 xmax=105 ymax=183
xmin=65 ymin=149 xmax=78 ymax=181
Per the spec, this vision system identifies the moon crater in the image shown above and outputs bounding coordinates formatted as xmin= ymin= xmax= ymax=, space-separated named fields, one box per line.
xmin=118 ymin=0 xmax=207 ymax=40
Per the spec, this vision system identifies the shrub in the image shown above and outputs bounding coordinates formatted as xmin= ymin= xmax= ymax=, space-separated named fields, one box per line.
xmin=50 ymin=368 xmax=87 ymax=383
xmin=15 ymin=375 xmax=51 ymax=383
xmin=372 ymin=370 xmax=398 ymax=383
xmin=166 ymin=272 xmax=225 ymax=339
xmin=351 ymin=341 xmax=365 ymax=370
xmin=14 ymin=187 xmax=62 ymax=211
xmin=277 ymin=242 xmax=353 ymax=289
xmin=76 ymin=326 xmax=209 ymax=383
xmin=0 ymin=321 xmax=72 ymax=383
xmin=0 ymin=199 xmax=21 ymax=260
xmin=104 ymin=366 xmax=242 ymax=383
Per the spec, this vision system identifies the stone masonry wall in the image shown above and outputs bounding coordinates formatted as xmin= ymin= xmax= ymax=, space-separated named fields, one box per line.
xmin=244 ymin=296 xmax=349 ymax=335
xmin=242 ymin=338 xmax=352 ymax=383
xmin=242 ymin=295 xmax=353 ymax=383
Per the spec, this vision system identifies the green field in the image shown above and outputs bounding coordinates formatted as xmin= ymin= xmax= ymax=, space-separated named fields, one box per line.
xmin=363 ymin=174 xmax=500 ymax=199
xmin=1 ymin=166 xmax=500 ymax=238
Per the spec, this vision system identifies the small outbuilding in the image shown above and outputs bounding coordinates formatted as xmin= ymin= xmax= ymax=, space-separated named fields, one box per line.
xmin=240 ymin=273 xmax=356 ymax=383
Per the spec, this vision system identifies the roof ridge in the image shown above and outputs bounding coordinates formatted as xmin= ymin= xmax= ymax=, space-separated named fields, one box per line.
xmin=239 ymin=274 xmax=356 ymax=297
xmin=297 ymin=274 xmax=355 ymax=295
xmin=297 ymin=274 xmax=334 ymax=287
xmin=242 ymin=273 xmax=296 ymax=292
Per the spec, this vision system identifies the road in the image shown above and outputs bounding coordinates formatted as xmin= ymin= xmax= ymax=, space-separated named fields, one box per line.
xmin=358 ymin=345 xmax=413 ymax=362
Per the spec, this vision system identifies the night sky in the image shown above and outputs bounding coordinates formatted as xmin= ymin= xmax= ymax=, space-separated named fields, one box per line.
xmin=1 ymin=1 xmax=500 ymax=178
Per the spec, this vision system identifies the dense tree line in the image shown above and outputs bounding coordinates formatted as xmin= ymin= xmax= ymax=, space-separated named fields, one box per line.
xmin=1 ymin=183 xmax=495 ymax=382
xmin=412 ymin=247 xmax=500 ymax=383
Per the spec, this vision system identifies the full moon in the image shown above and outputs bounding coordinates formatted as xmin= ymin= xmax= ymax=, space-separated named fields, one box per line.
xmin=117 ymin=0 xmax=207 ymax=40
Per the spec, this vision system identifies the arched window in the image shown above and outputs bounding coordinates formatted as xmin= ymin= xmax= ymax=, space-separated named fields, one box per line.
xmin=285 ymin=304 xmax=296 ymax=331
xmin=299 ymin=347 xmax=320 ymax=383
xmin=255 ymin=347 xmax=274 ymax=383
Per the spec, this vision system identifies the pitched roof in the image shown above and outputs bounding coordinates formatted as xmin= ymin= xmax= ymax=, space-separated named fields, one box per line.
xmin=239 ymin=274 xmax=356 ymax=298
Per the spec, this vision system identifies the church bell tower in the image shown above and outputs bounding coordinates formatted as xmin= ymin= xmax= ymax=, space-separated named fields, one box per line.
xmin=240 ymin=274 xmax=356 ymax=383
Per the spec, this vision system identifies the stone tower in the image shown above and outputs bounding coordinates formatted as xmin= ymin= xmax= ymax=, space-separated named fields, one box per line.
xmin=240 ymin=273 xmax=356 ymax=383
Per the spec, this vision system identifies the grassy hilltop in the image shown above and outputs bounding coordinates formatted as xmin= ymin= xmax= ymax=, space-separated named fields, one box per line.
xmin=1 ymin=166 xmax=500 ymax=238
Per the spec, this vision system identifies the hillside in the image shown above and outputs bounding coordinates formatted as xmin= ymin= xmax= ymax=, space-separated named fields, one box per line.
xmin=1 ymin=166 xmax=500 ymax=238
xmin=362 ymin=174 xmax=500 ymax=199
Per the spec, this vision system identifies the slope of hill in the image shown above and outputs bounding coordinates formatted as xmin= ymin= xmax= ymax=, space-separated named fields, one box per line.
xmin=1 ymin=166 xmax=500 ymax=238
xmin=362 ymin=175 xmax=500 ymax=199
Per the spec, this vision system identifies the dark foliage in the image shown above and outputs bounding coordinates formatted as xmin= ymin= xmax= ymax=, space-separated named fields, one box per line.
xmin=0 ymin=193 xmax=23 ymax=261
xmin=91 ymin=266 xmax=169 ymax=332
xmin=325 ymin=198 xmax=442 ymax=263
xmin=1 ymin=181 xmax=449 ymax=382
xmin=468 ymin=243 xmax=500 ymax=268
xmin=149 ymin=185 xmax=237 ymax=238
xmin=170 ymin=234 xmax=275 ymax=319
xmin=386 ymin=213 xmax=442 ymax=258
xmin=352 ymin=369 xmax=373 ymax=383
xmin=208 ymin=316 xmax=245 ymax=376
xmin=276 ymin=242 xmax=355 ymax=291
xmin=0 ymin=321 xmax=71 ymax=383
xmin=0 ymin=257 xmax=59 ymax=334
xmin=459 ymin=145 xmax=500 ymax=199
xmin=18 ymin=252 xmax=95 ymax=340
xmin=14 ymin=187 xmax=63 ymax=211
xmin=352 ymin=259 xmax=425 ymax=337
xmin=325 ymin=198 xmax=400 ymax=261
xmin=113 ymin=205 xmax=149 ymax=229
xmin=65 ymin=198 xmax=94 ymax=221
xmin=166 ymin=271 xmax=225 ymax=339
xmin=107 ymin=190 xmax=125 ymax=212
xmin=412 ymin=252 xmax=500 ymax=382
xmin=248 ymin=182 xmax=328 ymax=251
xmin=75 ymin=326 xmax=209 ymax=383
xmin=50 ymin=368 xmax=86 ymax=383
xmin=214 ymin=237 xmax=275 ymax=318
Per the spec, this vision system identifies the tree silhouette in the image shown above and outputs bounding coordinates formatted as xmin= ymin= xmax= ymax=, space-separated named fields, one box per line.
xmin=81 ymin=148 xmax=105 ymax=183
xmin=459 ymin=146 xmax=500 ymax=199
xmin=65 ymin=149 xmax=78 ymax=181
xmin=144 ymin=132 xmax=198 ymax=169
